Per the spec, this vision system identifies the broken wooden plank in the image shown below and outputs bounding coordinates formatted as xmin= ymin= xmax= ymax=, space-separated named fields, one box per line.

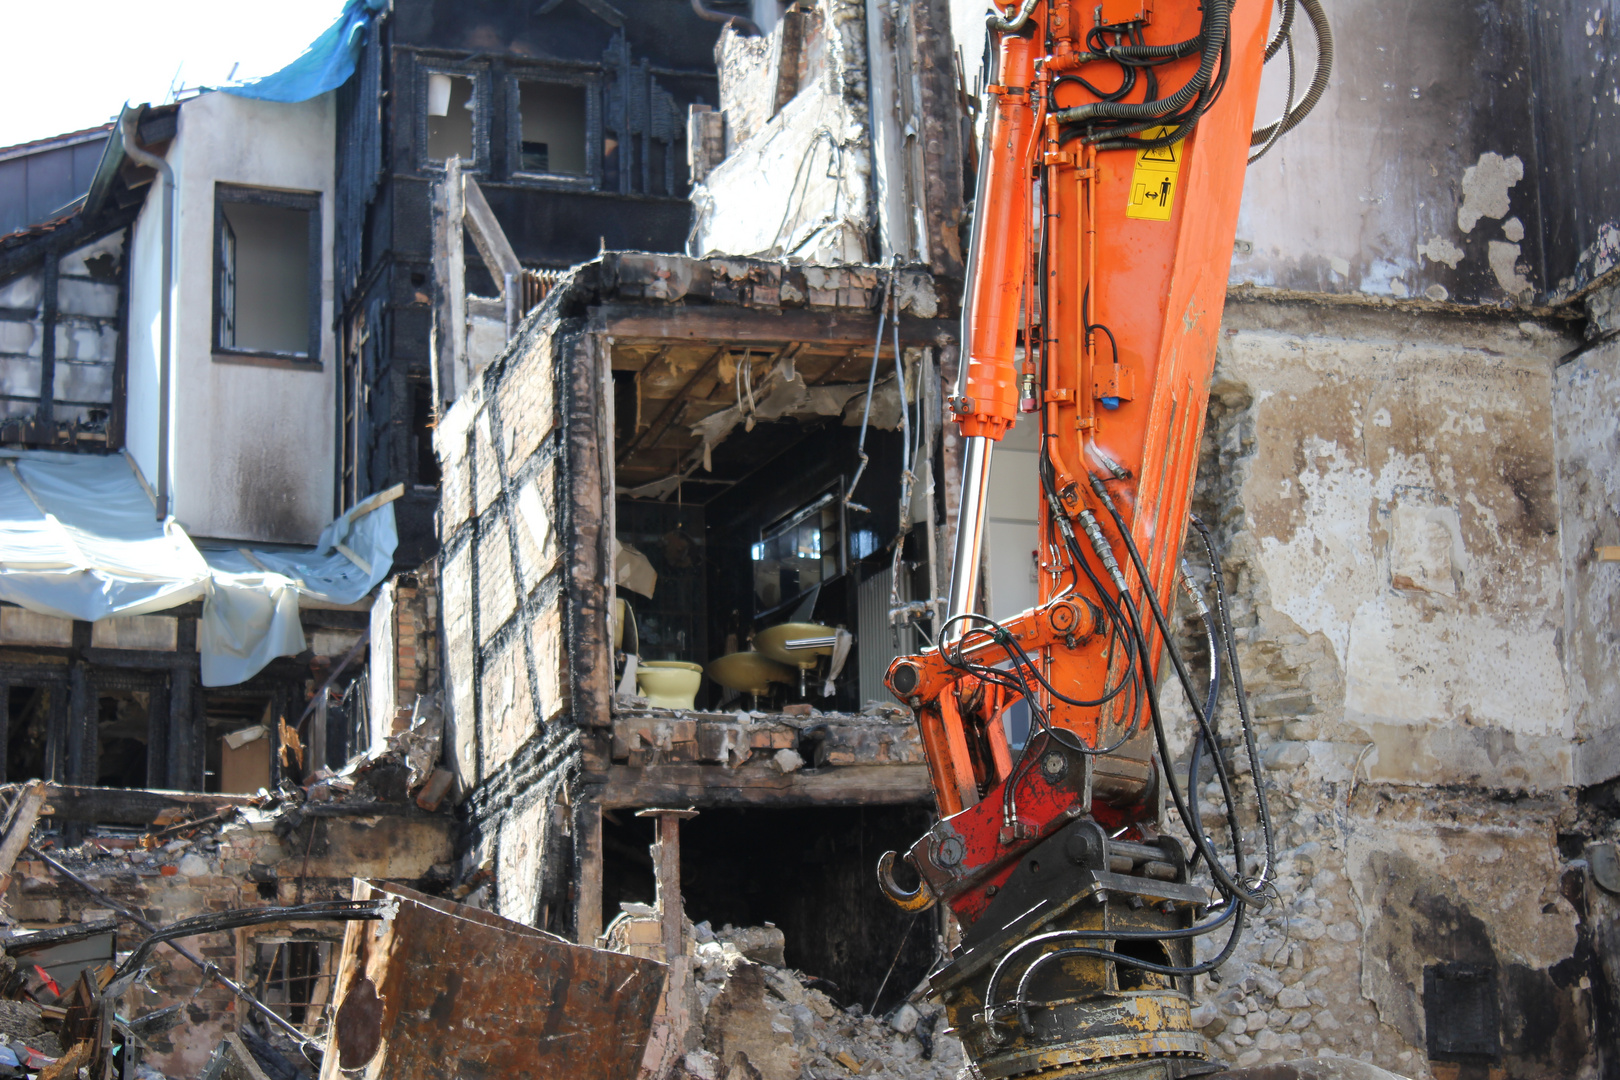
xmin=461 ymin=173 xmax=522 ymax=284
xmin=0 ymin=781 xmax=49 ymax=886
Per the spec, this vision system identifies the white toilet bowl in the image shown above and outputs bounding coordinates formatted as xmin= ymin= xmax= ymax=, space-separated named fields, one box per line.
xmin=636 ymin=660 xmax=704 ymax=709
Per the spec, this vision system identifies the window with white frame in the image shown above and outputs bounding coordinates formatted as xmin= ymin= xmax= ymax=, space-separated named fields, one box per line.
xmin=213 ymin=184 xmax=321 ymax=366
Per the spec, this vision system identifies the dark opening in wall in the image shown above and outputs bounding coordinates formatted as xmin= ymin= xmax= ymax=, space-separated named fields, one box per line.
xmin=1425 ymin=961 xmax=1501 ymax=1062
xmin=427 ymin=73 xmax=476 ymax=163
xmin=412 ymin=378 xmax=440 ymax=487
xmin=202 ymin=692 xmax=278 ymax=794
xmin=601 ymin=804 xmax=938 ymax=1014
xmin=95 ymin=690 xmax=149 ymax=788
xmin=518 ymin=81 xmax=588 ymax=177
xmin=7 ymin=685 xmax=52 ymax=781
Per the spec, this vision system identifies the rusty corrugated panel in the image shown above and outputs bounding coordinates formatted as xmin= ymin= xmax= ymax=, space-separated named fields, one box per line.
xmin=320 ymin=880 xmax=665 ymax=1080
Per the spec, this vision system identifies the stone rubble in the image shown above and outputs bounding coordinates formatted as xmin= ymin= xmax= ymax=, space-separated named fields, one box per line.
xmin=665 ymin=927 xmax=962 ymax=1080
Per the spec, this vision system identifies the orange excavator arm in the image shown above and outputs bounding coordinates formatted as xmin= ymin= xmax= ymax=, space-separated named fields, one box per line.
xmin=880 ymin=0 xmax=1331 ymax=1074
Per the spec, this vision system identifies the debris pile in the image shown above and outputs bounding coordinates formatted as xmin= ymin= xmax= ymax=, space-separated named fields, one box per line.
xmin=664 ymin=923 xmax=963 ymax=1080
xmin=0 ymin=695 xmax=458 ymax=1080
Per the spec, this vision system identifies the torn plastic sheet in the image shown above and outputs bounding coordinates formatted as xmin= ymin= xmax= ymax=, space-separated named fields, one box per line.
xmin=197 ymin=487 xmax=399 ymax=686
xmin=0 ymin=450 xmax=209 ymax=620
xmin=0 ymin=450 xmax=397 ymax=687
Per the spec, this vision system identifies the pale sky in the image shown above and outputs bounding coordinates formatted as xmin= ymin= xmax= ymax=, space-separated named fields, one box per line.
xmin=0 ymin=0 xmax=348 ymax=150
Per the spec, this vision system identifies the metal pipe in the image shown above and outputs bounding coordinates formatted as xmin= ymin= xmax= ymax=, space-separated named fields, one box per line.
xmin=120 ymin=111 xmax=173 ymax=520
xmin=945 ymin=434 xmax=995 ymax=643
xmin=28 ymin=845 xmax=314 ymax=1048
xmin=689 ymin=0 xmax=761 ymax=36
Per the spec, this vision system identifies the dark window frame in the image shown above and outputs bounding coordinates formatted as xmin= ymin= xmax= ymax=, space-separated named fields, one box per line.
xmin=505 ymin=65 xmax=604 ymax=191
xmin=415 ymin=59 xmax=492 ymax=175
xmin=211 ymin=183 xmax=323 ymax=372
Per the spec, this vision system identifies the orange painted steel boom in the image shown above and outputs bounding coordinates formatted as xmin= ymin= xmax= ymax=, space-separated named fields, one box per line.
xmin=881 ymin=0 xmax=1286 ymax=1072
xmin=896 ymin=0 xmax=1269 ymax=876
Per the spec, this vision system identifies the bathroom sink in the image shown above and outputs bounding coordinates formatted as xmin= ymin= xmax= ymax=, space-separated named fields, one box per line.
xmin=707 ymin=652 xmax=796 ymax=694
xmin=755 ymin=622 xmax=838 ymax=670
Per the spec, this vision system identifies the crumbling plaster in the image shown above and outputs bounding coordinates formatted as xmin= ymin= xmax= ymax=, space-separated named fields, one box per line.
xmin=1206 ymin=303 xmax=1578 ymax=791
xmin=1552 ymin=289 xmax=1620 ymax=786
xmin=689 ymin=1 xmax=874 ymax=264
xmin=1166 ymin=299 xmax=1605 ymax=1075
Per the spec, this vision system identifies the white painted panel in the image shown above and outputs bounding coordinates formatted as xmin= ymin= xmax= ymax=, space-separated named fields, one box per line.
xmin=985 ymin=520 xmax=1037 ymax=622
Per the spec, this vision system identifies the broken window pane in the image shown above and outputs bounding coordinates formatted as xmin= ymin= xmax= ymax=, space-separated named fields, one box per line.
xmin=217 ymin=199 xmax=313 ymax=356
xmin=518 ymin=80 xmax=588 ymax=176
xmin=753 ymin=491 xmax=842 ymax=614
xmin=426 ymin=72 xmax=476 ymax=163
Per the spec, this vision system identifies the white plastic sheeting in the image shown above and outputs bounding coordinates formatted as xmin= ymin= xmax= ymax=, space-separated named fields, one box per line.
xmin=0 ymin=450 xmax=398 ymax=687
xmin=197 ymin=486 xmax=398 ymax=686
xmin=0 ymin=450 xmax=209 ymax=619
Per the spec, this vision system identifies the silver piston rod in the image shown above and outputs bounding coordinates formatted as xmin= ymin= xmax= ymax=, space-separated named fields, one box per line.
xmin=944 ymin=434 xmax=995 ymax=645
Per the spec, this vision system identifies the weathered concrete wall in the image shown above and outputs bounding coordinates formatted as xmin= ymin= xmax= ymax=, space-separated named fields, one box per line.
xmin=1203 ymin=301 xmax=1577 ymax=792
xmin=1553 ymin=287 xmax=1620 ymax=787
xmin=128 ymin=90 xmax=337 ymax=545
xmin=1168 ymin=300 xmax=1604 ymax=1076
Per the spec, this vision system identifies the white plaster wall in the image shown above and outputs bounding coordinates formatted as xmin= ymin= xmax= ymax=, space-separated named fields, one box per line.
xmin=125 ymin=178 xmax=166 ymax=488
xmin=132 ymin=90 xmax=337 ymax=545
xmin=1213 ymin=306 xmax=1577 ymax=790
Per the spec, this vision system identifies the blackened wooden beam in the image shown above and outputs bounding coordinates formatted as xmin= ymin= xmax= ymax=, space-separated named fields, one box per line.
xmin=37 ymin=784 xmax=255 ymax=826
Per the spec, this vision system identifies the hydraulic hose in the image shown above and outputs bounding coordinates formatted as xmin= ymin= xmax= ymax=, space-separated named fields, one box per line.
xmin=1051 ymin=0 xmax=1228 ymax=124
xmin=1250 ymin=0 xmax=1332 ymax=146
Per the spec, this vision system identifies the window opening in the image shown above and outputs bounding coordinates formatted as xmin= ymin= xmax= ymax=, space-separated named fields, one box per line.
xmin=214 ymin=186 xmax=320 ymax=363
xmin=204 ymin=695 xmax=277 ymax=793
xmin=412 ymin=379 xmax=440 ymax=487
xmin=518 ymin=81 xmax=588 ymax=176
xmin=247 ymin=936 xmax=339 ymax=1034
xmin=753 ymin=488 xmax=843 ymax=616
xmin=427 ymin=73 xmax=476 ymax=163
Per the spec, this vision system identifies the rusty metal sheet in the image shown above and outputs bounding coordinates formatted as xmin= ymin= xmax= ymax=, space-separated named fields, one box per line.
xmin=319 ymin=881 xmax=665 ymax=1080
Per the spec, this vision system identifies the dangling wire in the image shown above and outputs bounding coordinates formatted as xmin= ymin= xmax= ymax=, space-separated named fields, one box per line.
xmin=846 ymin=262 xmax=901 ymax=514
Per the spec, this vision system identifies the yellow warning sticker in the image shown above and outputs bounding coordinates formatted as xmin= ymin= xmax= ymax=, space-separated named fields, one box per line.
xmin=1125 ymin=125 xmax=1184 ymax=221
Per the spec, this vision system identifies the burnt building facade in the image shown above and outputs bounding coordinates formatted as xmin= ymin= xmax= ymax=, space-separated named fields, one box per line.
xmin=332 ymin=0 xmax=734 ymax=565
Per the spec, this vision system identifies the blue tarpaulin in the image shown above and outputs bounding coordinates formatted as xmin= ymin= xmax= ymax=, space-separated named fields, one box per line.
xmin=223 ymin=0 xmax=388 ymax=104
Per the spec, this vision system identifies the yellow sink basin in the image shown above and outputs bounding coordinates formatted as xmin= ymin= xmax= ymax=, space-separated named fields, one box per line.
xmin=707 ymin=652 xmax=796 ymax=694
xmin=755 ymin=622 xmax=838 ymax=670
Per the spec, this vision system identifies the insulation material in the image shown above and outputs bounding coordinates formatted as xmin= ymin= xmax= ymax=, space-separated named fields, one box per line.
xmin=688 ymin=0 xmax=873 ymax=264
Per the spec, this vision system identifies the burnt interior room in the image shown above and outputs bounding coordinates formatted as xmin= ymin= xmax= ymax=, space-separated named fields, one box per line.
xmin=600 ymin=805 xmax=938 ymax=1014
xmin=612 ymin=340 xmax=934 ymax=715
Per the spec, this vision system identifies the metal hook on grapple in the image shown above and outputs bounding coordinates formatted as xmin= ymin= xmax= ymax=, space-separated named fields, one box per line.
xmin=877 ymin=851 xmax=937 ymax=912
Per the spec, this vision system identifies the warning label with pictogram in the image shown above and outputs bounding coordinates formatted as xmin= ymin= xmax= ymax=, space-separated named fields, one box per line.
xmin=1125 ymin=126 xmax=1184 ymax=222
